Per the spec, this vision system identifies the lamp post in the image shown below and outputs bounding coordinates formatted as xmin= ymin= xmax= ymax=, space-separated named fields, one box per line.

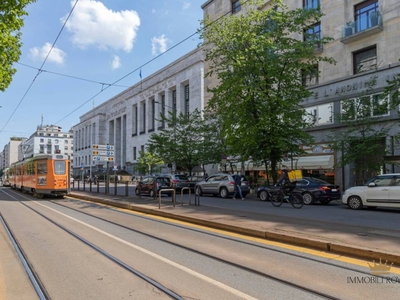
xmin=154 ymin=100 xmax=176 ymax=172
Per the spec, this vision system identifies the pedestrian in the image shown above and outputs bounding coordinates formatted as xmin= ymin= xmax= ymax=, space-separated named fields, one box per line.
xmin=233 ymin=174 xmax=245 ymax=201
xmin=276 ymin=168 xmax=290 ymax=186
xmin=94 ymin=175 xmax=98 ymax=185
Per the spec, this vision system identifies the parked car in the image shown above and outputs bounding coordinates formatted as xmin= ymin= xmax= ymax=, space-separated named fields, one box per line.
xmin=188 ymin=175 xmax=207 ymax=183
xmin=342 ymin=173 xmax=400 ymax=210
xmin=195 ymin=173 xmax=250 ymax=198
xmin=257 ymin=177 xmax=341 ymax=205
xmin=135 ymin=176 xmax=172 ymax=197
xmin=162 ymin=174 xmax=194 ymax=191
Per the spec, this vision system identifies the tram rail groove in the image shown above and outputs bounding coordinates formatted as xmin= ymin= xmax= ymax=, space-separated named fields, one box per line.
xmin=0 ymin=212 xmax=51 ymax=300
xmin=10 ymin=198 xmax=184 ymax=300
xmin=50 ymin=198 xmax=347 ymax=299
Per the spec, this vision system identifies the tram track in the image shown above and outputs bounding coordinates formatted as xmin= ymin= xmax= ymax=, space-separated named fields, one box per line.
xmin=0 ymin=189 xmax=183 ymax=300
xmin=2 ymin=188 xmax=398 ymax=299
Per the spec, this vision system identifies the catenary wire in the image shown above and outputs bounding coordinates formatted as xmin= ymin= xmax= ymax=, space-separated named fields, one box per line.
xmin=0 ymin=0 xmax=80 ymax=135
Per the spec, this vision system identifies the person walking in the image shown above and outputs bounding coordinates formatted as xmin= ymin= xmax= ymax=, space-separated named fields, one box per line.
xmin=233 ymin=174 xmax=245 ymax=200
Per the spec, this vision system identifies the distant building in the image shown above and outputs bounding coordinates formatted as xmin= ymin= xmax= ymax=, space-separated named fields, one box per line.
xmin=2 ymin=137 xmax=24 ymax=168
xmin=19 ymin=125 xmax=74 ymax=160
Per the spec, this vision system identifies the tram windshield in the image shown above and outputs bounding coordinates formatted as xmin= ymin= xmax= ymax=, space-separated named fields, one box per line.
xmin=54 ymin=161 xmax=66 ymax=175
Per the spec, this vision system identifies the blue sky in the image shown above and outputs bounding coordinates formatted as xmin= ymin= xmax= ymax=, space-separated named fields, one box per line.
xmin=0 ymin=0 xmax=204 ymax=150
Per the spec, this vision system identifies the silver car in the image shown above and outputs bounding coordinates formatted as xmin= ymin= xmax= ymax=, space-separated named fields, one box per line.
xmin=195 ymin=173 xmax=250 ymax=198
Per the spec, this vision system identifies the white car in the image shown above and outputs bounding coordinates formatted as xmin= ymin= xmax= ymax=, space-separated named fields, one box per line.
xmin=342 ymin=173 xmax=400 ymax=210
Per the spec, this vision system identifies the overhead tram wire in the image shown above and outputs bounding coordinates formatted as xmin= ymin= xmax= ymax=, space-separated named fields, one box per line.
xmin=54 ymin=0 xmax=253 ymax=125
xmin=0 ymin=0 xmax=80 ymax=136
xmin=16 ymin=62 xmax=130 ymax=88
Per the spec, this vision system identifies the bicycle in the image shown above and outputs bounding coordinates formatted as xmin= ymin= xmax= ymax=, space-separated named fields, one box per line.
xmin=269 ymin=182 xmax=304 ymax=209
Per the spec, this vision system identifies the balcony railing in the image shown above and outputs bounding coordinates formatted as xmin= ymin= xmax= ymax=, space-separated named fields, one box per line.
xmin=342 ymin=12 xmax=383 ymax=41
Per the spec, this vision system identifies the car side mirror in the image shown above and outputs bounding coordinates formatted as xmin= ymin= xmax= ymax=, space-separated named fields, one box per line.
xmin=367 ymin=182 xmax=377 ymax=187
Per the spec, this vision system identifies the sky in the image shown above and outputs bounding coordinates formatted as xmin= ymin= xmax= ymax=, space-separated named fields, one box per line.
xmin=0 ymin=0 xmax=205 ymax=150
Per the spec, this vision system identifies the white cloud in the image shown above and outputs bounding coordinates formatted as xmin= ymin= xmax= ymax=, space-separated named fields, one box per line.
xmin=29 ymin=43 xmax=66 ymax=64
xmin=111 ymin=55 xmax=121 ymax=69
xmin=151 ymin=34 xmax=170 ymax=56
xmin=63 ymin=0 xmax=140 ymax=52
xmin=181 ymin=1 xmax=191 ymax=10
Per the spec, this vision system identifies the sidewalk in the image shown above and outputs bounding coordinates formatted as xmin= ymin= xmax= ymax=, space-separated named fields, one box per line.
xmin=68 ymin=190 xmax=400 ymax=266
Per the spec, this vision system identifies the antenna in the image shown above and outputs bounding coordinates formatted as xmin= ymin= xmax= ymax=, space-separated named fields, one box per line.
xmin=41 ymin=114 xmax=43 ymax=129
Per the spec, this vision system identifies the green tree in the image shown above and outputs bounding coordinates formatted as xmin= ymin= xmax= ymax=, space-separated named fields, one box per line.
xmin=330 ymin=74 xmax=400 ymax=184
xmin=0 ymin=0 xmax=36 ymax=91
xmin=136 ymin=150 xmax=164 ymax=175
xmin=200 ymin=0 xmax=334 ymax=183
xmin=147 ymin=109 xmax=221 ymax=175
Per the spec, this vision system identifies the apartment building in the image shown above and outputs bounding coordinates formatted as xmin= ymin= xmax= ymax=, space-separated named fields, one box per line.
xmin=1 ymin=138 xmax=24 ymax=168
xmin=21 ymin=125 xmax=74 ymax=159
xmin=73 ymin=48 xmax=205 ymax=177
xmin=201 ymin=0 xmax=400 ymax=188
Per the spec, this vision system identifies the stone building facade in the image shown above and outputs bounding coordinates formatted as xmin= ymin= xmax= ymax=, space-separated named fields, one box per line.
xmin=201 ymin=0 xmax=400 ymax=189
xmin=73 ymin=48 xmax=205 ymax=177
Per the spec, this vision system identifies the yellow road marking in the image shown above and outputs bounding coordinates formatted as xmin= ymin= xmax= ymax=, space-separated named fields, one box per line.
xmin=66 ymin=196 xmax=400 ymax=275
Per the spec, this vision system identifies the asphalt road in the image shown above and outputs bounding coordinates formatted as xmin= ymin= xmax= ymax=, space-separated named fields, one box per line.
xmin=2 ymin=186 xmax=400 ymax=299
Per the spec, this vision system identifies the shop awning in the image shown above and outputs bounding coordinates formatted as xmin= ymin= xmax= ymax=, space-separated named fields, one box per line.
xmin=295 ymin=155 xmax=334 ymax=169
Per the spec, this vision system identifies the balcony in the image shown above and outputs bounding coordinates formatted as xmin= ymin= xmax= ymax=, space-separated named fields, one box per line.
xmin=341 ymin=12 xmax=383 ymax=44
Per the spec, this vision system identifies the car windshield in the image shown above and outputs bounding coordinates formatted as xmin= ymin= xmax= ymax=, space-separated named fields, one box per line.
xmin=157 ymin=177 xmax=170 ymax=183
xmin=365 ymin=176 xmax=393 ymax=186
xmin=307 ymin=177 xmax=330 ymax=185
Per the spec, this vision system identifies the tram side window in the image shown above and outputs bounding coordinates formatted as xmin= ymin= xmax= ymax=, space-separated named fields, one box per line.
xmin=37 ymin=161 xmax=47 ymax=175
xmin=54 ymin=161 xmax=66 ymax=175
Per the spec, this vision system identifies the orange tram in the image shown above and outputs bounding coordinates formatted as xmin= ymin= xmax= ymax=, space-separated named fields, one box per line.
xmin=9 ymin=154 xmax=70 ymax=198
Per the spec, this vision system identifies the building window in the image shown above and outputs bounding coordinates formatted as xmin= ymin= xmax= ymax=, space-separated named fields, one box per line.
xmin=132 ymin=104 xmax=138 ymax=135
xmin=133 ymin=147 xmax=137 ymax=160
xmin=353 ymin=46 xmax=377 ymax=74
xmin=160 ymin=94 xmax=165 ymax=129
xmin=64 ymin=146 xmax=68 ymax=150
xmin=40 ymin=138 xmax=44 ymax=143
xmin=184 ymin=84 xmax=190 ymax=116
xmin=141 ymin=145 xmax=144 ymax=153
xmin=355 ymin=0 xmax=379 ymax=32
xmin=302 ymin=65 xmax=319 ymax=87
xmin=305 ymin=103 xmax=333 ymax=125
xmin=303 ymin=0 xmax=320 ymax=9
xmin=39 ymin=145 xmax=44 ymax=153
xmin=232 ymin=0 xmax=241 ymax=14
xmin=150 ymin=99 xmax=155 ymax=131
xmin=47 ymin=145 xmax=51 ymax=154
xmin=304 ymin=22 xmax=321 ymax=50
xmin=65 ymin=140 xmax=68 ymax=144
xmin=341 ymin=93 xmax=388 ymax=120
xmin=140 ymin=102 xmax=146 ymax=134
xmin=172 ymin=90 xmax=177 ymax=117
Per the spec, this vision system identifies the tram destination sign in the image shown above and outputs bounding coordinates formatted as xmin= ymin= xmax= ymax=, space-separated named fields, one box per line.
xmin=92 ymin=144 xmax=114 ymax=150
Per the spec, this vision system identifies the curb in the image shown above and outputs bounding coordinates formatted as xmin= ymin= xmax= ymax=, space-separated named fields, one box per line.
xmin=69 ymin=193 xmax=400 ymax=266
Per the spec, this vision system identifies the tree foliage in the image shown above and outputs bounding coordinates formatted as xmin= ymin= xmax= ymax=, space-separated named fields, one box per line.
xmin=0 ymin=0 xmax=36 ymax=91
xmin=329 ymin=75 xmax=400 ymax=184
xmin=136 ymin=150 xmax=164 ymax=175
xmin=200 ymin=0 xmax=335 ymax=183
xmin=147 ymin=109 xmax=222 ymax=175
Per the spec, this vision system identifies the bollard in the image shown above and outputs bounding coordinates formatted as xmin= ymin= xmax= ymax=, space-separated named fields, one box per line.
xmin=125 ymin=181 xmax=129 ymax=196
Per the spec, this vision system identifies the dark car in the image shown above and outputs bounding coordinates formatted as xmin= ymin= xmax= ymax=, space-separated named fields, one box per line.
xmin=162 ymin=174 xmax=194 ymax=191
xmin=135 ymin=176 xmax=172 ymax=197
xmin=257 ymin=177 xmax=341 ymax=205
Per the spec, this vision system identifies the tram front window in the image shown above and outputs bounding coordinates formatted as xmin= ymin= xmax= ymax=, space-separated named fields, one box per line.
xmin=54 ymin=161 xmax=66 ymax=175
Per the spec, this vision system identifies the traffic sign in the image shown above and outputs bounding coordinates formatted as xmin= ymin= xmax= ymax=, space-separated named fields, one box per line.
xmin=93 ymin=156 xmax=114 ymax=161
xmin=92 ymin=150 xmax=114 ymax=156
xmin=93 ymin=144 xmax=114 ymax=150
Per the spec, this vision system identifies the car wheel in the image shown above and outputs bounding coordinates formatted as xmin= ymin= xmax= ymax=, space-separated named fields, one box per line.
xmin=220 ymin=187 xmax=229 ymax=198
xmin=259 ymin=190 xmax=269 ymax=201
xmin=195 ymin=186 xmax=203 ymax=196
xmin=319 ymin=199 xmax=330 ymax=205
xmin=302 ymin=192 xmax=314 ymax=205
xmin=348 ymin=196 xmax=363 ymax=210
xmin=135 ymin=188 xmax=139 ymax=196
